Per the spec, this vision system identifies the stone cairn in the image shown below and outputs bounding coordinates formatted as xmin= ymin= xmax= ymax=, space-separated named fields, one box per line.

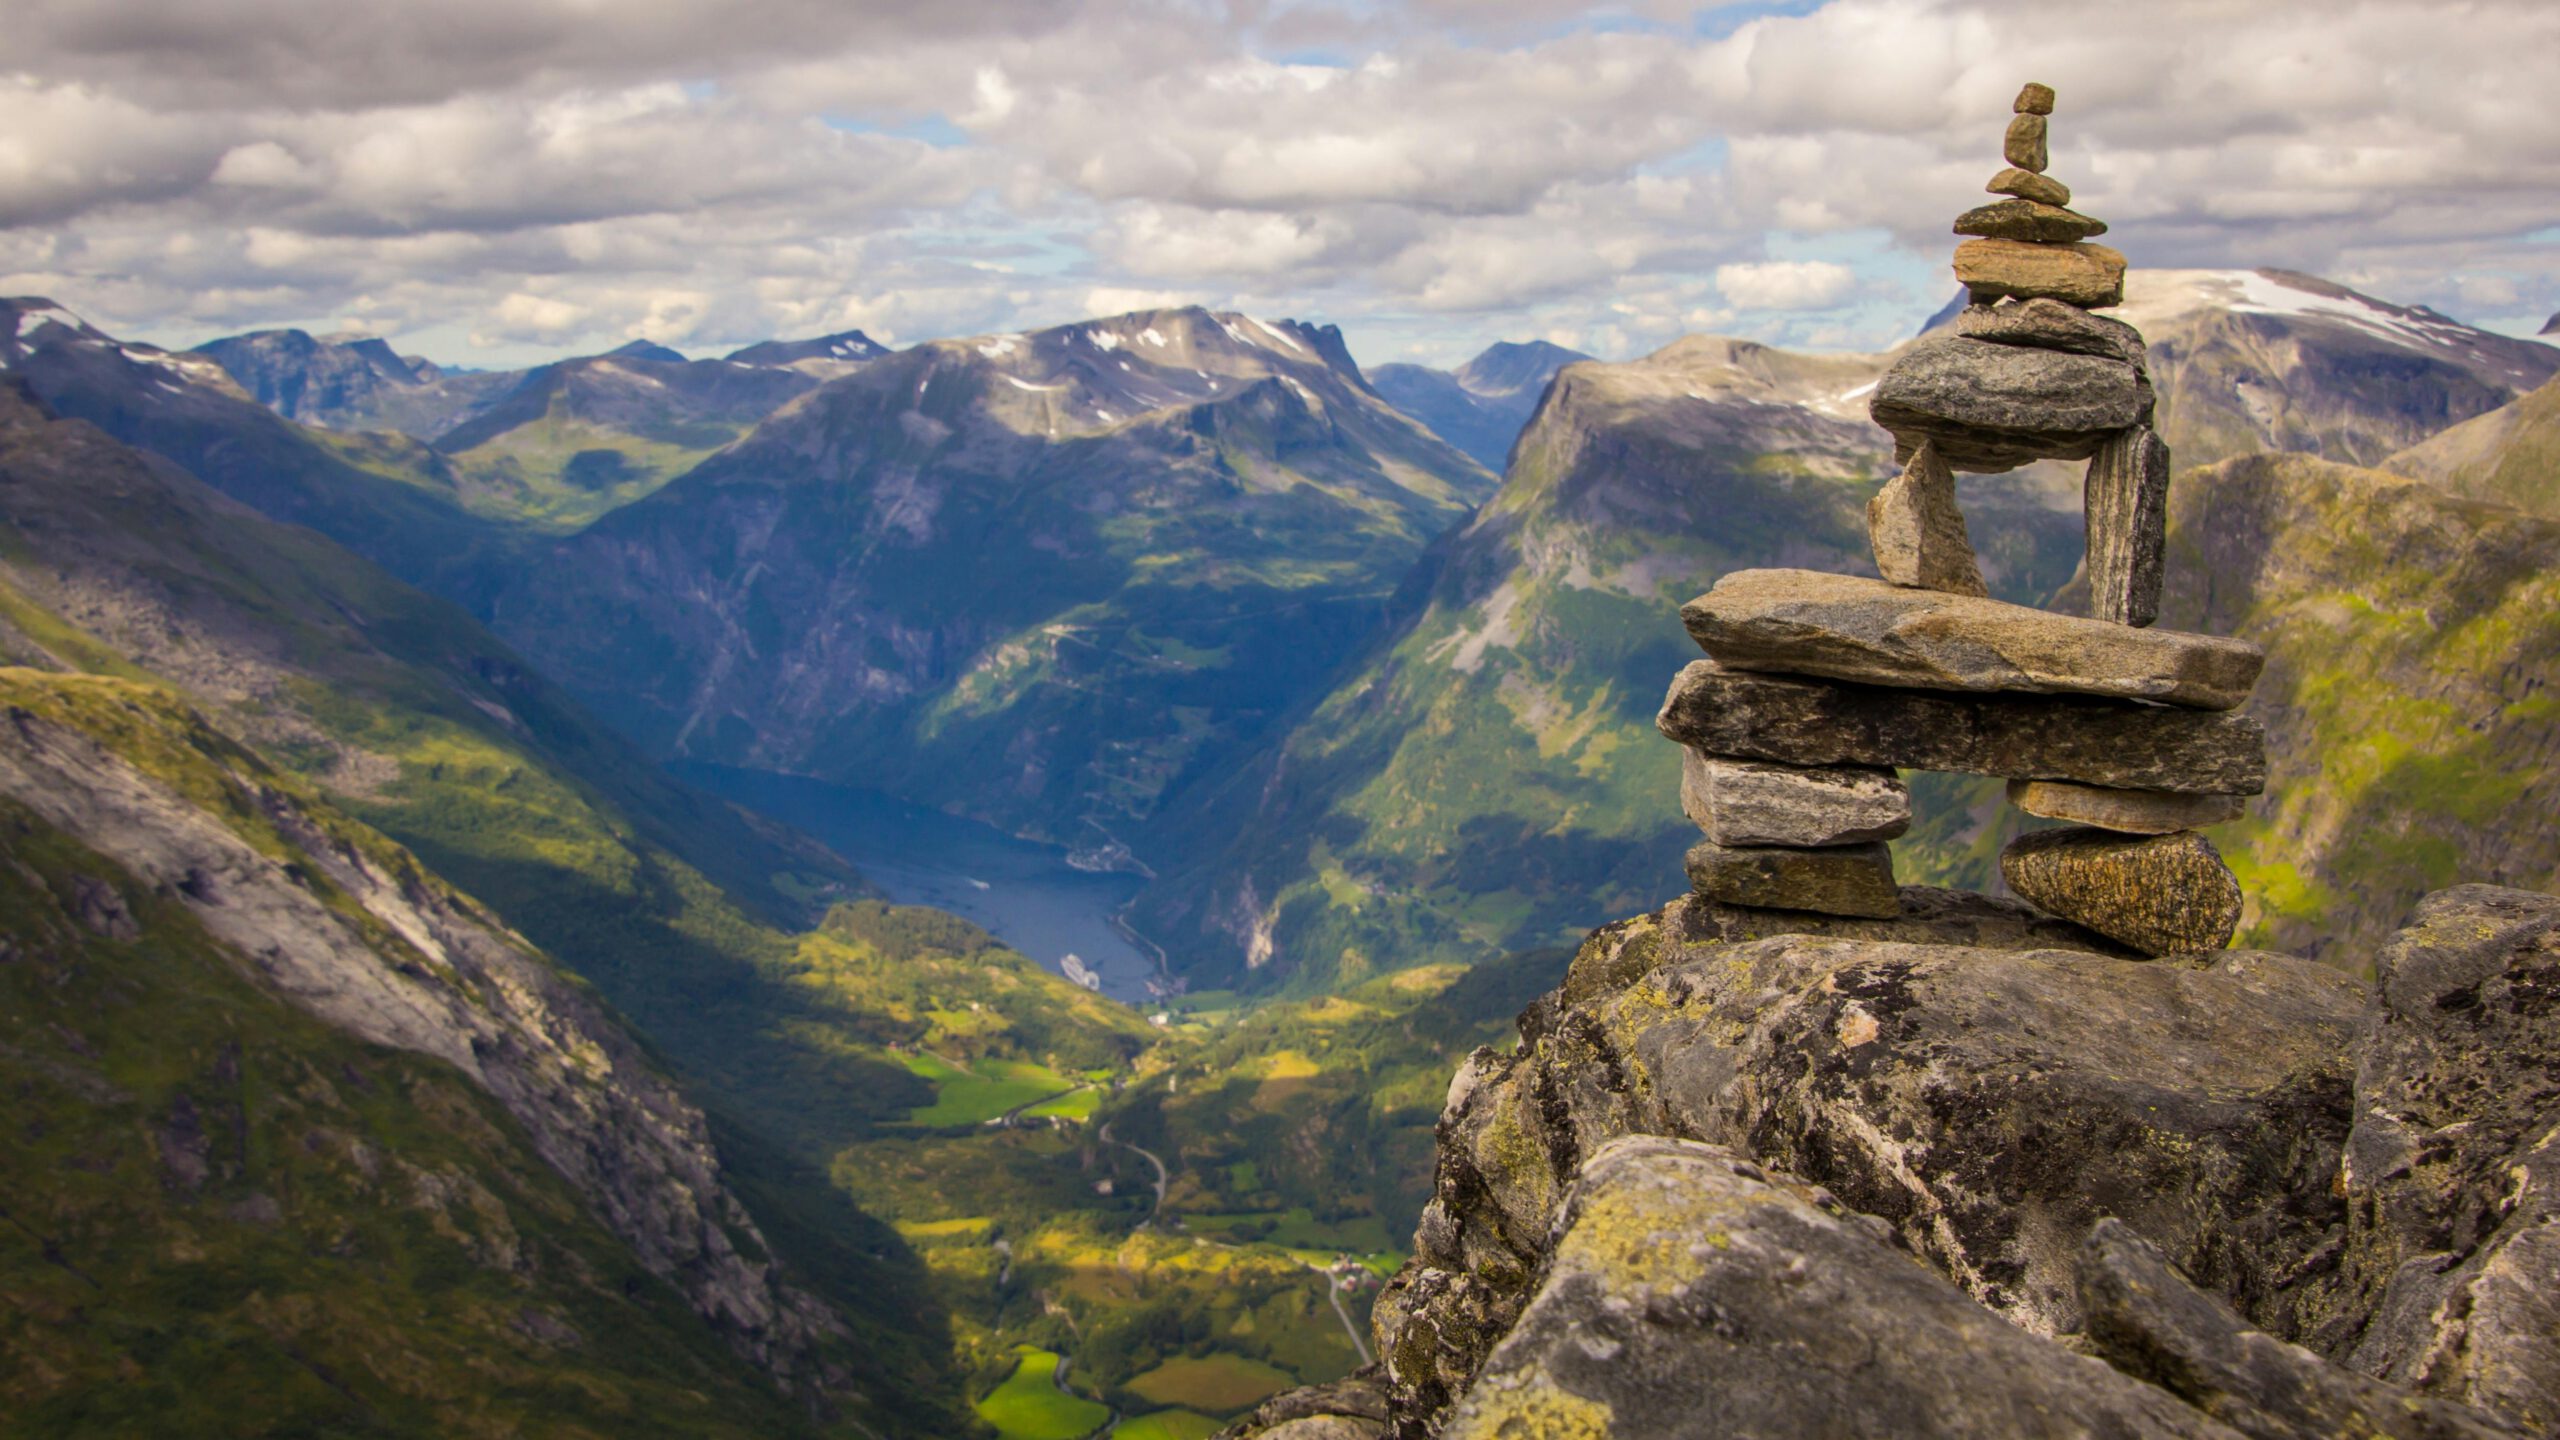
xmin=1653 ymin=82 xmax=2263 ymax=957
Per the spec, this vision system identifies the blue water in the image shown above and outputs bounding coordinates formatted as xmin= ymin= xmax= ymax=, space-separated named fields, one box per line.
xmin=673 ymin=763 xmax=1164 ymax=1005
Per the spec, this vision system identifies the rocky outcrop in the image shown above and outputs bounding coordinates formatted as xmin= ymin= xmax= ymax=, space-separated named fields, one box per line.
xmin=1224 ymin=880 xmax=2555 ymax=1440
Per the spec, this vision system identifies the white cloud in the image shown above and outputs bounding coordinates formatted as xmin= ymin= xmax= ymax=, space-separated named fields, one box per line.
xmin=0 ymin=0 xmax=2553 ymax=368
xmin=1714 ymin=259 xmax=1855 ymax=311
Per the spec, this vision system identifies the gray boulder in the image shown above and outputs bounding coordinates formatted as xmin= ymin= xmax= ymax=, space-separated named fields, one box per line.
xmin=1442 ymin=1137 xmax=2246 ymax=1440
xmin=2078 ymin=1220 xmax=2522 ymax=1440
xmin=2330 ymin=886 xmax=2560 ymax=1432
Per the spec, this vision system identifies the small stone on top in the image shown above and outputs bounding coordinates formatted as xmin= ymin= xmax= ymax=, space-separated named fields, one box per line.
xmin=2014 ymin=82 xmax=2056 ymax=116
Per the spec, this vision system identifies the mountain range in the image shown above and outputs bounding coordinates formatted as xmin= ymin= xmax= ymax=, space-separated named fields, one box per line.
xmin=5 ymin=261 xmax=2557 ymax=1432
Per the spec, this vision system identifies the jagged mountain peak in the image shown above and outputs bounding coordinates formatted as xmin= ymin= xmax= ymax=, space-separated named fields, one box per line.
xmin=2541 ymin=310 xmax=2559 ymax=337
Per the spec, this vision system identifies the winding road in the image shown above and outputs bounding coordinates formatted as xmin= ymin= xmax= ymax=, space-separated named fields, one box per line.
xmin=1097 ymin=1120 xmax=1168 ymax=1224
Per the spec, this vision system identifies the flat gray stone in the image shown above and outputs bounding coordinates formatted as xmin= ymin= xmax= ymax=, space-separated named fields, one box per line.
xmin=1681 ymin=568 xmax=2266 ymax=710
xmin=1442 ymin=1138 xmax=2249 ymax=1440
xmin=1872 ymin=333 xmax=2148 ymax=472
xmin=1657 ymin=659 xmax=2269 ymax=794
xmin=2009 ymin=778 xmax=2246 ymax=834
xmin=1956 ymin=197 xmax=2108 ymax=243
xmin=1868 ymin=438 xmax=1988 ymax=595
xmin=1988 ymin=166 xmax=2071 ymax=206
xmin=1957 ymin=298 xmax=2148 ymax=369
xmin=1685 ymin=839 xmax=1899 ymax=919
xmin=2087 ymin=423 xmax=2172 ymax=627
xmin=2002 ymin=826 xmax=2244 ymax=957
xmin=2005 ymin=111 xmax=2050 ymax=171
xmin=1681 ymin=750 xmax=1909 ymax=847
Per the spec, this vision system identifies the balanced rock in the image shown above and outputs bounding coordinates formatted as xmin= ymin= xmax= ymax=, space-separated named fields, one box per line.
xmin=1871 ymin=332 xmax=2147 ymax=471
xmin=2015 ymin=81 xmax=2057 ymax=115
xmin=1867 ymin=439 xmax=1988 ymax=595
xmin=1956 ymin=237 xmax=2129 ymax=309
xmin=1956 ymin=197 xmax=2108 ymax=244
xmin=1988 ymin=166 xmax=2071 ymax=206
xmin=2086 ymin=423 xmax=2172 ymax=627
xmin=2005 ymin=112 xmax=2050 ymax=171
xmin=1957 ymin=297 xmax=2148 ymax=369
xmin=2008 ymin=778 xmax=2245 ymax=834
xmin=1681 ymin=568 xmax=2266 ymax=710
xmin=1681 ymin=751 xmax=1909 ymax=847
xmin=2001 ymin=826 xmax=2243 ymax=957
xmin=1658 ymin=660 xmax=2269 ymax=795
xmin=1685 ymin=839 xmax=1899 ymax=919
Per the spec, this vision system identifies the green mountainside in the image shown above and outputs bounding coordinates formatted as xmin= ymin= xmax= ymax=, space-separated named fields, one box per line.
xmin=0 ymin=665 xmax=961 ymax=1437
xmin=2159 ymin=451 xmax=2560 ymax=965
xmin=1131 ymin=336 xmax=2091 ymax=988
xmin=483 ymin=307 xmax=1496 ymax=858
xmin=2386 ymin=369 xmax=2560 ymax=518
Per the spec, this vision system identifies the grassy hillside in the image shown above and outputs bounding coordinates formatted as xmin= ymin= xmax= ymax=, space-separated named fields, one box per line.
xmin=0 ymin=668 xmax=963 ymax=1438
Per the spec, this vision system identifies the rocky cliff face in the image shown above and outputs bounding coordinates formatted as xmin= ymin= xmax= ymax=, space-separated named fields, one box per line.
xmin=0 ymin=671 xmax=961 ymax=1434
xmin=1371 ymin=340 xmax=1593 ymax=472
xmin=1225 ymin=883 xmax=2559 ymax=1439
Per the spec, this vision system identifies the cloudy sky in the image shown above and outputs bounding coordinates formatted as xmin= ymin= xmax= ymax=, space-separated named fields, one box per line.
xmin=5 ymin=0 xmax=2554 ymax=370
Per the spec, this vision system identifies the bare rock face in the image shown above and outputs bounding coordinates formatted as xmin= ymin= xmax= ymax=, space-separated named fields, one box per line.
xmin=1873 ymin=333 xmax=2148 ymax=471
xmin=2009 ymin=778 xmax=2246 ymax=835
xmin=1868 ymin=439 xmax=1990 ymax=595
xmin=1441 ymin=1138 xmax=2247 ymax=1440
xmin=2331 ymin=886 xmax=2560 ymax=1432
xmin=1956 ymin=238 xmax=2130 ymax=310
xmin=1681 ymin=569 xmax=2266 ymax=710
xmin=1378 ymin=918 xmax=2370 ymax=1423
xmin=1219 ymin=1370 xmax=1395 ymax=1440
xmin=1658 ymin=660 xmax=2269 ymax=795
xmin=2087 ymin=423 xmax=2173 ymax=626
xmin=2079 ymin=1220 xmax=2525 ymax=1440
xmin=1683 ymin=838 xmax=1900 ymax=918
xmin=2002 ymin=826 xmax=2245 ymax=957
xmin=1680 ymin=750 xmax=1909 ymax=846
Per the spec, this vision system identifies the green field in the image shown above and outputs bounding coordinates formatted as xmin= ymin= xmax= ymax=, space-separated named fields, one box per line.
xmin=978 ymin=1348 xmax=1112 ymax=1440
xmin=1023 ymin=1085 xmax=1104 ymax=1121
xmin=1124 ymin=1355 xmax=1293 ymax=1415
xmin=902 ymin=1052 xmax=1083 ymax=1127
xmin=1112 ymin=1411 xmax=1221 ymax=1440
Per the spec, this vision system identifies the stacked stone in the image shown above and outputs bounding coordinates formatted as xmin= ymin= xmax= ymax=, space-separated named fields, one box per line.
xmin=1655 ymin=84 xmax=2265 ymax=958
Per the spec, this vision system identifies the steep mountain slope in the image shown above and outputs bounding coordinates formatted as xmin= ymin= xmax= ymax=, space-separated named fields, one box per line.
xmin=189 ymin=327 xmax=510 ymax=437
xmin=2106 ymin=269 xmax=2556 ymax=467
xmin=2385 ymin=369 xmax=2560 ymax=518
xmin=0 ymin=669 xmax=963 ymax=1437
xmin=1371 ymin=340 xmax=1591 ymax=471
xmin=489 ymin=306 xmax=1497 ymax=854
xmin=427 ymin=349 xmax=819 ymax=529
xmin=1131 ymin=337 xmax=2091 ymax=986
xmin=1 ymin=299 xmax=502 ymax=592
xmin=2162 ymin=453 xmax=2560 ymax=965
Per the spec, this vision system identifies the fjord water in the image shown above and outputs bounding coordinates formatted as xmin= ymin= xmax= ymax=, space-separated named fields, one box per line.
xmin=676 ymin=763 xmax=1164 ymax=1004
